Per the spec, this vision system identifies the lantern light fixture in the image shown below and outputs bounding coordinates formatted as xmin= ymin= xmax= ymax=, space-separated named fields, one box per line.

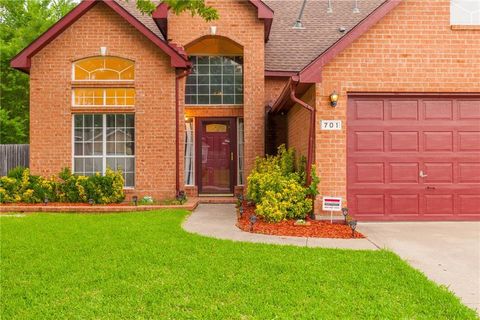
xmin=88 ymin=198 xmax=94 ymax=206
xmin=329 ymin=90 xmax=339 ymax=107
xmin=341 ymin=207 xmax=349 ymax=224
xmin=348 ymin=220 xmax=358 ymax=238
xmin=249 ymin=215 xmax=257 ymax=232
xmin=132 ymin=195 xmax=138 ymax=206
xmin=44 ymin=197 xmax=49 ymax=206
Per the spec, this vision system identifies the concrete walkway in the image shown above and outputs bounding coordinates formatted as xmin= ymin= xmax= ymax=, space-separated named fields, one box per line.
xmin=357 ymin=222 xmax=480 ymax=312
xmin=183 ymin=204 xmax=377 ymax=250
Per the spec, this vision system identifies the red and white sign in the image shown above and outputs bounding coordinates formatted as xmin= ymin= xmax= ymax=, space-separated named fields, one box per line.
xmin=322 ymin=197 xmax=342 ymax=211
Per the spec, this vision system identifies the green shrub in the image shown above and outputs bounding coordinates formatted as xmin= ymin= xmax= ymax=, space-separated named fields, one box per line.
xmin=0 ymin=167 xmax=124 ymax=204
xmin=246 ymin=145 xmax=319 ymax=222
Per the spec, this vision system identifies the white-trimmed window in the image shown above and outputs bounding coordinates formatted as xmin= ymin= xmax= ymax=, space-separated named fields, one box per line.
xmin=73 ymin=114 xmax=135 ymax=187
xmin=237 ymin=117 xmax=245 ymax=185
xmin=451 ymin=0 xmax=480 ymax=25
xmin=72 ymin=88 xmax=135 ymax=107
xmin=184 ymin=118 xmax=194 ymax=185
xmin=185 ymin=56 xmax=243 ymax=105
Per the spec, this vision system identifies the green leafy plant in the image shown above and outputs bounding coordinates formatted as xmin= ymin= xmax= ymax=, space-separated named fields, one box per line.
xmin=0 ymin=167 xmax=124 ymax=204
xmin=246 ymin=145 xmax=319 ymax=223
xmin=139 ymin=196 xmax=154 ymax=205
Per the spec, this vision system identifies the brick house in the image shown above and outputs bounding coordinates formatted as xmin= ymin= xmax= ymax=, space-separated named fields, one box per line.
xmin=11 ymin=0 xmax=480 ymax=220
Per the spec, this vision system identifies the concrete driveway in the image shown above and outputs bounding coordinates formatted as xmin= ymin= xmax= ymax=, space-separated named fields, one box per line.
xmin=357 ymin=222 xmax=480 ymax=312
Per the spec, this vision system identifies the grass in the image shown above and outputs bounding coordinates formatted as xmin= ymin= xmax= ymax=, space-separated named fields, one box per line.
xmin=0 ymin=210 xmax=476 ymax=319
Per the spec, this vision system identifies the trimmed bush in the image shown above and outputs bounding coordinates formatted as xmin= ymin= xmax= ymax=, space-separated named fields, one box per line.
xmin=0 ymin=167 xmax=125 ymax=204
xmin=246 ymin=145 xmax=319 ymax=222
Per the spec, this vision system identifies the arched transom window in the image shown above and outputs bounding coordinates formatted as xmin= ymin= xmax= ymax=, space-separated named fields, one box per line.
xmin=73 ymin=56 xmax=134 ymax=81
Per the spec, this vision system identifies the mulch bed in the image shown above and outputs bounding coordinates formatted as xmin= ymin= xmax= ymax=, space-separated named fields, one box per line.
xmin=236 ymin=202 xmax=364 ymax=239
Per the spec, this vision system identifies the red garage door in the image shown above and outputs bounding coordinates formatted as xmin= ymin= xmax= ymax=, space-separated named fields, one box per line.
xmin=347 ymin=95 xmax=480 ymax=221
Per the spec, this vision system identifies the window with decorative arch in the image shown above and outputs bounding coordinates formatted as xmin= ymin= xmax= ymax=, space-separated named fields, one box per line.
xmin=72 ymin=56 xmax=136 ymax=187
xmin=72 ymin=56 xmax=135 ymax=107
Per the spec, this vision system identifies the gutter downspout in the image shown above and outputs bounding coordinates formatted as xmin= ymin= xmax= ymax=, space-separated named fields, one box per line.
xmin=175 ymin=68 xmax=190 ymax=196
xmin=289 ymin=77 xmax=315 ymax=186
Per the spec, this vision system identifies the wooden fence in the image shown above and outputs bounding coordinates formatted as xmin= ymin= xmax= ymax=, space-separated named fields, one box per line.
xmin=0 ymin=144 xmax=29 ymax=176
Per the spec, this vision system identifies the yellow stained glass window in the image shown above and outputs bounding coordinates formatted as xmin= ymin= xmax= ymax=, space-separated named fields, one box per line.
xmin=73 ymin=57 xmax=134 ymax=81
xmin=73 ymin=88 xmax=135 ymax=106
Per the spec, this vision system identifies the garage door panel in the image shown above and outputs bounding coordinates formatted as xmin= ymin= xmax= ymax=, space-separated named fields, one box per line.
xmin=355 ymin=132 xmax=384 ymax=151
xmin=355 ymin=163 xmax=384 ymax=183
xmin=458 ymin=132 xmax=480 ymax=151
xmin=348 ymin=95 xmax=480 ymax=221
xmin=458 ymin=163 xmax=480 ymax=183
xmin=355 ymin=100 xmax=384 ymax=120
xmin=390 ymin=132 xmax=419 ymax=151
xmin=424 ymin=100 xmax=453 ymax=120
xmin=390 ymin=162 xmax=419 ymax=183
xmin=424 ymin=194 xmax=454 ymax=215
xmin=458 ymin=100 xmax=480 ymax=119
xmin=390 ymin=100 xmax=419 ymax=120
xmin=354 ymin=194 xmax=385 ymax=215
xmin=458 ymin=195 xmax=480 ymax=214
xmin=424 ymin=163 xmax=453 ymax=183
xmin=391 ymin=194 xmax=419 ymax=215
xmin=424 ymin=132 xmax=453 ymax=151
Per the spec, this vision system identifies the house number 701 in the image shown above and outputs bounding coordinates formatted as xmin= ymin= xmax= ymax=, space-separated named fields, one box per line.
xmin=321 ymin=120 xmax=342 ymax=131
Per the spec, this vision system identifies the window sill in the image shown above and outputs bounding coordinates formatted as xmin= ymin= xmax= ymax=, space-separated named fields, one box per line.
xmin=71 ymin=106 xmax=135 ymax=113
xmin=71 ymin=81 xmax=135 ymax=88
xmin=450 ymin=25 xmax=480 ymax=30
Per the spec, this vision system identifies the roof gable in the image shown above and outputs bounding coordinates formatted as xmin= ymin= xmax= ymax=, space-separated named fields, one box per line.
xmin=10 ymin=0 xmax=190 ymax=73
xmin=298 ymin=0 xmax=402 ymax=83
xmin=152 ymin=0 xmax=274 ymax=42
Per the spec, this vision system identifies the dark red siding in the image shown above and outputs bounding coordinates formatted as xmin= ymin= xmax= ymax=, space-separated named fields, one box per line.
xmin=347 ymin=95 xmax=480 ymax=221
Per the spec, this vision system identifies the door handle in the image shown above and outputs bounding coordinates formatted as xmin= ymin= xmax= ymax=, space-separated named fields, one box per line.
xmin=231 ymin=152 xmax=234 ymax=161
xmin=419 ymin=170 xmax=428 ymax=178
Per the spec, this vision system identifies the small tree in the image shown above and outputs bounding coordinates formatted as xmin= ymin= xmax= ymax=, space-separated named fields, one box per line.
xmin=134 ymin=0 xmax=219 ymax=21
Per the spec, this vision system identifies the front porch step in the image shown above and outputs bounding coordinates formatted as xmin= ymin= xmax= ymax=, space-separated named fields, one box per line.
xmin=197 ymin=196 xmax=237 ymax=204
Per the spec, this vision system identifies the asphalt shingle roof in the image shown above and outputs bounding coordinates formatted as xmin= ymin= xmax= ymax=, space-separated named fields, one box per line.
xmin=114 ymin=0 xmax=164 ymax=40
xmin=264 ymin=0 xmax=385 ymax=72
xmin=115 ymin=0 xmax=386 ymax=72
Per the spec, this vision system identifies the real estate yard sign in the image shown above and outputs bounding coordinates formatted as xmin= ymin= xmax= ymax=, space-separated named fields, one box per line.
xmin=322 ymin=197 xmax=342 ymax=223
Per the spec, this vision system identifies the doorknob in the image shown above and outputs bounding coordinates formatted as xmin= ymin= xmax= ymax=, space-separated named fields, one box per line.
xmin=419 ymin=170 xmax=428 ymax=178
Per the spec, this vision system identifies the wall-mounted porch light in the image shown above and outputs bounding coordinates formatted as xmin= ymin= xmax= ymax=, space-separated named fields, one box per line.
xmin=329 ymin=90 xmax=339 ymax=107
xmin=100 ymin=46 xmax=107 ymax=56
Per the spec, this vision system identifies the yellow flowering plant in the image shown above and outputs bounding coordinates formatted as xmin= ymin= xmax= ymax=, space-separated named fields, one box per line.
xmin=246 ymin=145 xmax=319 ymax=222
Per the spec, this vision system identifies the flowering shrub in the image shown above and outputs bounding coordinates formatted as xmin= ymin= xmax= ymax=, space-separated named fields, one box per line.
xmin=0 ymin=167 xmax=125 ymax=204
xmin=247 ymin=145 xmax=319 ymax=222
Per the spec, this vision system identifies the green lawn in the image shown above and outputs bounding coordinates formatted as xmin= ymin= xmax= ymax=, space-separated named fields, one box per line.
xmin=0 ymin=210 xmax=476 ymax=319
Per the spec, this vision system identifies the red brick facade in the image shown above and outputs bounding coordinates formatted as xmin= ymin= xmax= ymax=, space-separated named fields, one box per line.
xmin=29 ymin=3 xmax=177 ymax=199
xmin=314 ymin=0 xmax=480 ymax=214
xmin=21 ymin=0 xmax=480 ymax=210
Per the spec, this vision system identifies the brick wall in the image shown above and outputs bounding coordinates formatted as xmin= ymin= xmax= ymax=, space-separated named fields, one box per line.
xmin=314 ymin=0 xmax=480 ymax=214
xmin=168 ymin=0 xmax=265 ymax=189
xmin=29 ymin=3 xmax=177 ymax=200
xmin=287 ymin=86 xmax=314 ymax=161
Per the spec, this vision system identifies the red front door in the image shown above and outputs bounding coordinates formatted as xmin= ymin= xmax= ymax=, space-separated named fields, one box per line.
xmin=197 ymin=118 xmax=236 ymax=194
